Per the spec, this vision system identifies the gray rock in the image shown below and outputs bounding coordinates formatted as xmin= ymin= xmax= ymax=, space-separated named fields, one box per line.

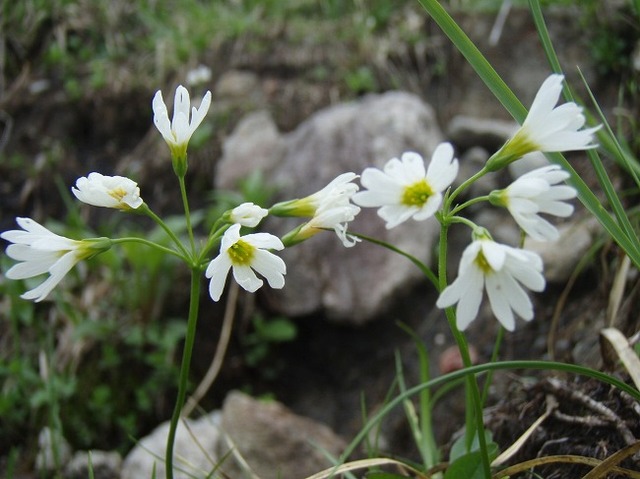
xmin=216 ymin=391 xmax=346 ymax=479
xmin=121 ymin=411 xmax=222 ymax=479
xmin=216 ymin=91 xmax=445 ymax=323
xmin=64 ymin=450 xmax=122 ymax=479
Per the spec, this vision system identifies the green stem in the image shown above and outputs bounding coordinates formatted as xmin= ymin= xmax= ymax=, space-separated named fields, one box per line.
xmin=445 ymin=214 xmax=479 ymax=231
xmin=448 ymin=166 xmax=490 ymax=207
xmin=165 ymin=268 xmax=201 ymax=479
xmin=450 ymin=195 xmax=490 ymax=216
xmin=349 ymin=231 xmax=438 ymax=289
xmin=178 ymin=176 xmax=196 ymax=255
xmin=110 ymin=237 xmax=186 ymax=260
xmin=438 ymin=222 xmax=491 ymax=477
xmin=139 ymin=204 xmax=191 ymax=259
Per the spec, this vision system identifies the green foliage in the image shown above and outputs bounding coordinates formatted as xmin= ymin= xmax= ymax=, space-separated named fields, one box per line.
xmin=241 ymin=313 xmax=297 ymax=377
xmin=0 ymin=202 xmax=190 ymax=455
xmin=345 ymin=66 xmax=379 ymax=94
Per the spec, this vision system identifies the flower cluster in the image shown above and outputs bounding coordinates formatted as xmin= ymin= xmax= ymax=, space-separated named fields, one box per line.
xmin=2 ymin=74 xmax=599 ymax=331
xmin=1 ymin=86 xmax=362 ymax=303
xmin=352 ymin=73 xmax=597 ymax=331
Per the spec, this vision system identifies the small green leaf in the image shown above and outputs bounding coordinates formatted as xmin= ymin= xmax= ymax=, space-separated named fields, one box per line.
xmin=444 ymin=450 xmax=487 ymax=479
xmin=449 ymin=429 xmax=498 ymax=462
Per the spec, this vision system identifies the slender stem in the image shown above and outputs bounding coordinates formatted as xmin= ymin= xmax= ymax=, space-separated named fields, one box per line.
xmin=165 ymin=268 xmax=201 ymax=479
xmin=350 ymin=231 xmax=439 ymax=289
xmin=449 ymin=195 xmax=490 ymax=216
xmin=140 ymin=204 xmax=191 ymax=259
xmin=445 ymin=214 xmax=478 ymax=231
xmin=438 ymin=222 xmax=491 ymax=477
xmin=448 ymin=167 xmax=490 ymax=207
xmin=178 ymin=176 xmax=196 ymax=254
xmin=110 ymin=237 xmax=186 ymax=260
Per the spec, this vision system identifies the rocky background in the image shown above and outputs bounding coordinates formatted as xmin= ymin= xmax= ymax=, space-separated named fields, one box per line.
xmin=2 ymin=1 xmax=640 ymax=478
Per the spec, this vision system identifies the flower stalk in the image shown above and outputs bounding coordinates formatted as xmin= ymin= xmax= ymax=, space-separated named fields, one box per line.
xmin=437 ymin=214 xmax=492 ymax=478
xmin=165 ymin=267 xmax=202 ymax=479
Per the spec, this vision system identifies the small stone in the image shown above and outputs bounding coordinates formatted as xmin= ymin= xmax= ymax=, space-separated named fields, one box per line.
xmin=121 ymin=411 xmax=222 ymax=479
xmin=216 ymin=391 xmax=346 ymax=479
xmin=439 ymin=344 xmax=479 ymax=374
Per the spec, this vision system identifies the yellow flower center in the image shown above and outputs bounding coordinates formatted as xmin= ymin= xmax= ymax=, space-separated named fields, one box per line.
xmin=108 ymin=187 xmax=127 ymax=202
xmin=401 ymin=180 xmax=433 ymax=207
xmin=474 ymin=250 xmax=493 ymax=274
xmin=228 ymin=239 xmax=256 ymax=265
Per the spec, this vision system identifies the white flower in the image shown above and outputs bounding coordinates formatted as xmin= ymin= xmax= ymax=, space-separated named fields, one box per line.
xmin=271 ymin=172 xmax=360 ymax=217
xmin=294 ymin=201 xmax=361 ymax=248
xmin=271 ymin=172 xmax=361 ymax=247
xmin=305 ymin=172 xmax=360 ymax=210
xmin=489 ymin=74 xmax=600 ymax=169
xmin=152 ymin=85 xmax=212 ymax=159
xmin=491 ymin=165 xmax=577 ymax=241
xmin=352 ymin=143 xmax=459 ymax=229
xmin=72 ymin=172 xmax=143 ymax=210
xmin=1 ymin=218 xmax=110 ymax=302
xmin=436 ymin=234 xmax=545 ymax=331
xmin=228 ymin=202 xmax=268 ymax=227
xmin=206 ymin=224 xmax=286 ymax=301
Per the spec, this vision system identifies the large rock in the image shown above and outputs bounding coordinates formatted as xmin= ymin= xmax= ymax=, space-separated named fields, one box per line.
xmin=216 ymin=91 xmax=445 ymax=323
xmin=216 ymin=391 xmax=346 ymax=479
xmin=121 ymin=411 xmax=222 ymax=479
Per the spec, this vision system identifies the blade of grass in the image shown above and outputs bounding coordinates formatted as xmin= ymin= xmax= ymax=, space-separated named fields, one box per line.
xmin=415 ymin=0 xmax=640 ymax=269
xmin=397 ymin=323 xmax=440 ymax=469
